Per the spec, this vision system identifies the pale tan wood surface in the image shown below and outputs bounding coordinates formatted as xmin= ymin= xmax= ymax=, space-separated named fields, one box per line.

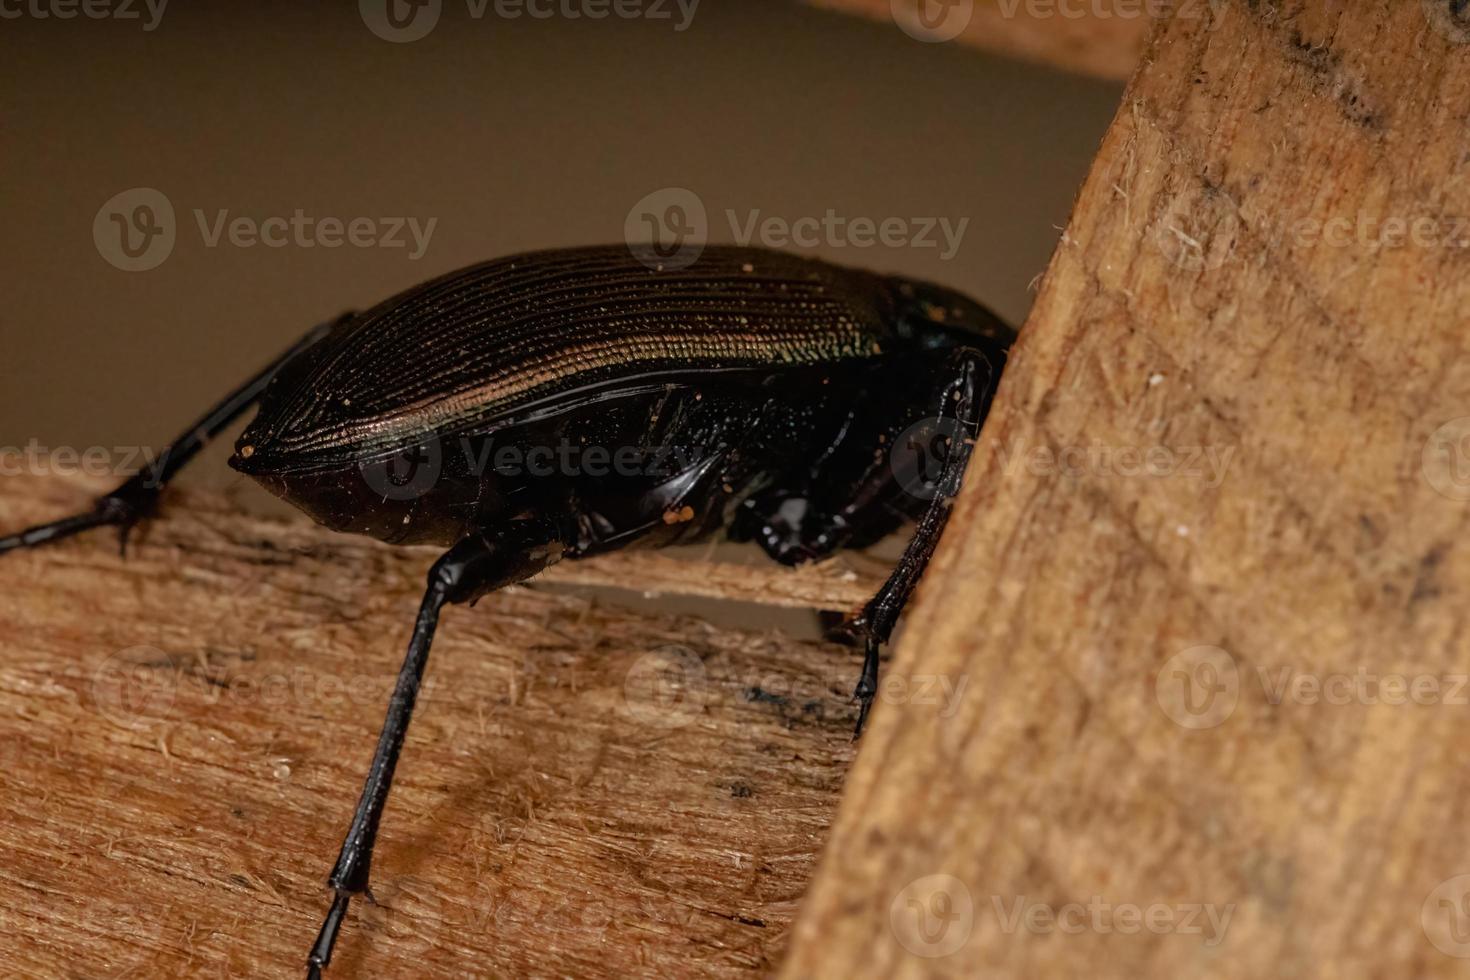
xmin=783 ymin=2 xmax=1470 ymax=977
xmin=0 ymin=472 xmax=867 ymax=977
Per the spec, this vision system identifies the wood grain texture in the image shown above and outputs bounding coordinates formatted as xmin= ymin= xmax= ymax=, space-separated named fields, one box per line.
xmin=0 ymin=472 xmax=869 ymax=977
xmin=784 ymin=2 xmax=1470 ymax=978
xmin=537 ymin=549 xmax=878 ymax=613
xmin=810 ymin=0 xmax=1148 ymax=79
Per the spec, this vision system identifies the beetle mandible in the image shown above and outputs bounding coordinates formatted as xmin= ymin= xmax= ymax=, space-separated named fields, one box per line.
xmin=0 ymin=244 xmax=1013 ymax=976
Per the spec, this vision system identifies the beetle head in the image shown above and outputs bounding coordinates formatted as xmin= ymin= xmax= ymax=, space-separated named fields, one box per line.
xmin=886 ymin=276 xmax=1016 ymax=351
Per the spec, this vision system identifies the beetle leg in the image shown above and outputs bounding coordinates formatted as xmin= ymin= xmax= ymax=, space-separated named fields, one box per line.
xmin=728 ymin=486 xmax=834 ymax=566
xmin=308 ymin=516 xmax=566 ymax=979
xmin=850 ymin=347 xmax=999 ymax=737
xmin=0 ymin=314 xmax=348 ymax=557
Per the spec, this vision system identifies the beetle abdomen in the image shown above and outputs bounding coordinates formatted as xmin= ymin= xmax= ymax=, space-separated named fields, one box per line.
xmin=242 ymin=246 xmax=895 ymax=469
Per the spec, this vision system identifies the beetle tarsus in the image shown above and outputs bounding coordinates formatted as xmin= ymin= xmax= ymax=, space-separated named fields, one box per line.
xmin=0 ymin=480 xmax=156 ymax=558
xmin=307 ymin=891 xmax=351 ymax=978
xmin=0 ymin=315 xmax=343 ymax=560
xmin=0 ymin=509 xmax=113 ymax=555
xmin=852 ymin=634 xmax=880 ymax=738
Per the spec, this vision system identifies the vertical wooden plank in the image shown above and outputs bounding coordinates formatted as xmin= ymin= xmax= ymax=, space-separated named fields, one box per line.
xmin=783 ymin=3 xmax=1470 ymax=976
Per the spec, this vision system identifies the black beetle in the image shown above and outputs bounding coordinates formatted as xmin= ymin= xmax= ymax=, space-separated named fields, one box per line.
xmin=0 ymin=244 xmax=1012 ymax=976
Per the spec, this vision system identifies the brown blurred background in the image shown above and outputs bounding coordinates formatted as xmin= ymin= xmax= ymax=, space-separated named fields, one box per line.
xmin=0 ymin=1 xmax=1121 ymax=490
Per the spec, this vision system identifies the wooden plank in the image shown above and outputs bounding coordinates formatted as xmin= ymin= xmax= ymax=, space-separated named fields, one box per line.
xmin=538 ymin=550 xmax=878 ymax=613
xmin=809 ymin=0 xmax=1148 ymax=79
xmin=0 ymin=472 xmax=866 ymax=977
xmin=783 ymin=2 xmax=1470 ymax=977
